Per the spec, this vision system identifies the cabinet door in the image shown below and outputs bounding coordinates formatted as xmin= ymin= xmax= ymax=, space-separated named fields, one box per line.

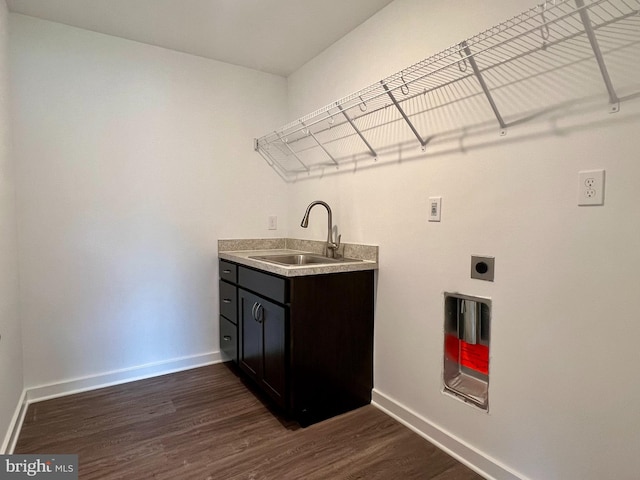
xmin=238 ymin=288 xmax=287 ymax=407
xmin=239 ymin=289 xmax=262 ymax=379
xmin=261 ymin=297 xmax=286 ymax=404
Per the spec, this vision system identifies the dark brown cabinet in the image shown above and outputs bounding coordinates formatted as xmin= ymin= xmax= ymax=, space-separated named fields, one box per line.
xmin=238 ymin=288 xmax=286 ymax=407
xmin=218 ymin=257 xmax=374 ymax=426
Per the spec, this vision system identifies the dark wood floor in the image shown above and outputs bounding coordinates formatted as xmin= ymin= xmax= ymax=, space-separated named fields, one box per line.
xmin=16 ymin=363 xmax=484 ymax=479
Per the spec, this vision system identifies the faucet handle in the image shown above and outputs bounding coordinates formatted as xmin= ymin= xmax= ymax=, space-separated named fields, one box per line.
xmin=326 ymin=234 xmax=342 ymax=258
xmin=331 ymin=234 xmax=342 ymax=258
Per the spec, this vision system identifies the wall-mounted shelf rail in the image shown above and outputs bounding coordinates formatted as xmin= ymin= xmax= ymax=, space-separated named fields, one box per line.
xmin=255 ymin=0 xmax=640 ymax=180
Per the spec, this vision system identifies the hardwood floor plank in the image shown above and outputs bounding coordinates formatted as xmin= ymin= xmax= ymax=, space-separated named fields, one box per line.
xmin=15 ymin=363 xmax=484 ymax=479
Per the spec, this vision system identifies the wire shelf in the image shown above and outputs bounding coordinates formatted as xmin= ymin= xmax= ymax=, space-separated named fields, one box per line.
xmin=255 ymin=0 xmax=640 ymax=180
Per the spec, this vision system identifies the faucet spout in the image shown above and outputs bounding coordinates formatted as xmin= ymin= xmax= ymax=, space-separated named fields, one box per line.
xmin=300 ymin=200 xmax=341 ymax=258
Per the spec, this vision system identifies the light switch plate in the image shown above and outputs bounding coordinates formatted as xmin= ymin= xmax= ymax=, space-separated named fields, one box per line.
xmin=268 ymin=215 xmax=277 ymax=230
xmin=428 ymin=197 xmax=442 ymax=222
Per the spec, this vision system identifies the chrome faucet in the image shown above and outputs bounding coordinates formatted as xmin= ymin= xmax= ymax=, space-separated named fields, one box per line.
xmin=300 ymin=200 xmax=341 ymax=258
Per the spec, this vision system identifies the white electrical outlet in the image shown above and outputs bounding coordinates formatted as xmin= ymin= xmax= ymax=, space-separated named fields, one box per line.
xmin=268 ymin=215 xmax=277 ymax=230
xmin=578 ymin=169 xmax=605 ymax=206
xmin=428 ymin=197 xmax=442 ymax=222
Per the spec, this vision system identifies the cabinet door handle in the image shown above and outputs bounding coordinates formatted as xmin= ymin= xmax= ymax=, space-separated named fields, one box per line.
xmin=255 ymin=303 xmax=264 ymax=324
xmin=223 ymin=335 xmax=232 ymax=341
xmin=251 ymin=302 xmax=258 ymax=320
xmin=222 ymin=298 xmax=232 ymax=304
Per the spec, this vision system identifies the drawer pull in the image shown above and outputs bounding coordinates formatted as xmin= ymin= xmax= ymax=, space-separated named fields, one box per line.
xmin=222 ymin=269 xmax=232 ymax=274
xmin=223 ymin=335 xmax=232 ymax=341
xmin=222 ymin=298 xmax=232 ymax=304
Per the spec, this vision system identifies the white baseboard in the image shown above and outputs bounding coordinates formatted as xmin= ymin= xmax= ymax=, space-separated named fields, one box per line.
xmin=372 ymin=389 xmax=528 ymax=480
xmin=2 ymin=352 xmax=221 ymax=454
xmin=7 ymin=355 xmax=523 ymax=478
xmin=26 ymin=351 xmax=221 ymax=404
xmin=1 ymin=389 xmax=28 ymax=454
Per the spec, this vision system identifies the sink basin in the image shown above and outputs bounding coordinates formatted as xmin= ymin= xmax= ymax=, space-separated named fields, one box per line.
xmin=249 ymin=253 xmax=362 ymax=266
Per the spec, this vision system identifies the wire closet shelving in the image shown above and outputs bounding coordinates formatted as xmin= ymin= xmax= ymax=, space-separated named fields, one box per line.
xmin=254 ymin=0 xmax=640 ymax=181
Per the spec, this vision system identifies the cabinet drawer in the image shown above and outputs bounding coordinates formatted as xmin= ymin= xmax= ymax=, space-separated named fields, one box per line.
xmin=219 ymin=259 xmax=237 ymax=283
xmin=220 ymin=315 xmax=238 ymax=364
xmin=238 ymin=266 xmax=287 ymax=304
xmin=219 ymin=280 xmax=237 ymax=324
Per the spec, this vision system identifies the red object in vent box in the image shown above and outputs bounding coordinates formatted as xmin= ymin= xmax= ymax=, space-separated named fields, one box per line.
xmin=445 ymin=333 xmax=489 ymax=375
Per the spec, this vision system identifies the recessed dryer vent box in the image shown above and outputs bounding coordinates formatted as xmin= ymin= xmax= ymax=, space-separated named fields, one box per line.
xmin=443 ymin=292 xmax=491 ymax=410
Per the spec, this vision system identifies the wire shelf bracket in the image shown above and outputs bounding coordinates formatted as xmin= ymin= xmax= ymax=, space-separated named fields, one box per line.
xmin=381 ymin=81 xmax=430 ymax=149
xmin=575 ymin=0 xmax=621 ymax=112
xmin=460 ymin=40 xmax=508 ymax=135
xmin=337 ymin=104 xmax=378 ymax=159
xmin=300 ymin=120 xmax=339 ymax=167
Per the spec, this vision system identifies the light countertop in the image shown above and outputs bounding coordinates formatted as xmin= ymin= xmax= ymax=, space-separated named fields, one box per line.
xmin=218 ymin=239 xmax=378 ymax=278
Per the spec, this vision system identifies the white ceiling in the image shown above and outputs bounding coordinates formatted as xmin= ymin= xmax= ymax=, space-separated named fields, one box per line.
xmin=6 ymin=0 xmax=395 ymax=76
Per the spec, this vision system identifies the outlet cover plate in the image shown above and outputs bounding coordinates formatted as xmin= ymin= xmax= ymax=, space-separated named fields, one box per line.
xmin=578 ymin=169 xmax=605 ymax=206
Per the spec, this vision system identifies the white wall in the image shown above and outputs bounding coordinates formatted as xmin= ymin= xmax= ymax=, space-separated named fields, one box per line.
xmin=287 ymin=1 xmax=640 ymax=479
xmin=0 ymin=0 xmax=23 ymax=452
xmin=9 ymin=14 xmax=289 ymax=390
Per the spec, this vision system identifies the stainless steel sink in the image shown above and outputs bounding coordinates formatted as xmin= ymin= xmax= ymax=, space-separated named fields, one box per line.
xmin=249 ymin=254 xmax=362 ymax=266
